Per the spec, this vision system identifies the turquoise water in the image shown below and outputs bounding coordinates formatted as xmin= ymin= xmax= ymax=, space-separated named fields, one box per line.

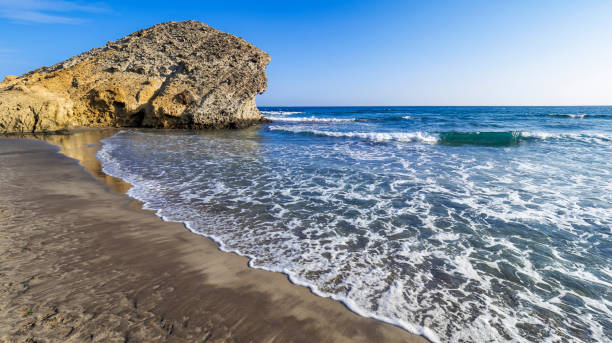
xmin=97 ymin=106 xmax=611 ymax=342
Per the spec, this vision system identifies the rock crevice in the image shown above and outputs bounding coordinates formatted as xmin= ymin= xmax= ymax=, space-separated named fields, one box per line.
xmin=0 ymin=20 xmax=270 ymax=133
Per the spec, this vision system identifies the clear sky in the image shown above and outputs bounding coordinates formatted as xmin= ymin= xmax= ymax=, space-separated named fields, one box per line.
xmin=0 ymin=0 xmax=611 ymax=106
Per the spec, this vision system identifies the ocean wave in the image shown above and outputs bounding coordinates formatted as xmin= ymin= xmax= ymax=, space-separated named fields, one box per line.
xmin=521 ymin=131 xmax=612 ymax=144
xmin=96 ymin=129 xmax=612 ymax=343
xmin=268 ymin=126 xmax=439 ymax=143
xmin=438 ymin=131 xmax=530 ymax=146
xmin=260 ymin=110 xmax=304 ymax=116
xmin=267 ymin=115 xmax=411 ymax=123
xmin=353 ymin=116 xmax=407 ymax=123
xmin=269 ymin=127 xmax=612 ymax=146
xmin=265 ymin=116 xmax=355 ymax=123
xmin=548 ymin=113 xmax=588 ymax=119
xmin=546 ymin=113 xmax=612 ymax=119
xmin=437 ymin=131 xmax=611 ymax=146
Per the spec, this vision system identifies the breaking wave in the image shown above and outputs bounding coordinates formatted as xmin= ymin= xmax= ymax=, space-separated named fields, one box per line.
xmin=96 ymin=128 xmax=612 ymax=343
xmin=266 ymin=116 xmax=355 ymax=123
xmin=260 ymin=110 xmax=304 ymax=116
xmin=546 ymin=113 xmax=612 ymax=119
xmin=269 ymin=126 xmax=612 ymax=146
xmin=268 ymin=126 xmax=438 ymax=143
xmin=95 ymin=106 xmax=612 ymax=343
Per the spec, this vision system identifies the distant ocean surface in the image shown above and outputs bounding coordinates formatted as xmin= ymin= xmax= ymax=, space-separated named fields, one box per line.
xmin=97 ymin=106 xmax=611 ymax=342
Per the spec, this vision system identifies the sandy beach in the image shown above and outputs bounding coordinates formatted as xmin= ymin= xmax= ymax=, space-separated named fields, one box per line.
xmin=1 ymin=3 xmax=610 ymax=341
xmin=0 ymin=133 xmax=427 ymax=342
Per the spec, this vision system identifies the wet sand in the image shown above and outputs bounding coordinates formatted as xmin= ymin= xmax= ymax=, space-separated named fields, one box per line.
xmin=0 ymin=132 xmax=428 ymax=342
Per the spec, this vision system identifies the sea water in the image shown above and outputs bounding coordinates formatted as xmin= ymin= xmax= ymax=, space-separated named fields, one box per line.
xmin=97 ymin=106 xmax=611 ymax=342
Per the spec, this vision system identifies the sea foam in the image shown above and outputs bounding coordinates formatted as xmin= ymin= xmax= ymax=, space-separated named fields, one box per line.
xmin=268 ymin=126 xmax=438 ymax=143
xmin=269 ymin=126 xmax=612 ymax=146
xmin=265 ymin=116 xmax=355 ymax=123
xmin=96 ymin=105 xmax=612 ymax=343
xmin=260 ymin=110 xmax=304 ymax=116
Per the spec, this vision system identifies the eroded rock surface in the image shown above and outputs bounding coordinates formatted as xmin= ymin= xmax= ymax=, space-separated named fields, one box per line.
xmin=0 ymin=20 xmax=270 ymax=133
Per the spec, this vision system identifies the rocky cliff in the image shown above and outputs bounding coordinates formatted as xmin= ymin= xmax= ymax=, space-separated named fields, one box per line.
xmin=0 ymin=20 xmax=270 ymax=133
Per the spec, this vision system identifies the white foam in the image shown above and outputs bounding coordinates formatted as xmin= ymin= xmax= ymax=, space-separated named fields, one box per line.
xmin=260 ymin=110 xmax=304 ymax=116
xmin=269 ymin=126 xmax=612 ymax=146
xmin=431 ymin=231 xmax=460 ymax=241
xmin=548 ymin=113 xmax=587 ymax=119
xmin=521 ymin=131 xmax=612 ymax=144
xmin=265 ymin=116 xmax=355 ymax=123
xmin=96 ymin=129 xmax=612 ymax=343
xmin=268 ymin=126 xmax=439 ymax=144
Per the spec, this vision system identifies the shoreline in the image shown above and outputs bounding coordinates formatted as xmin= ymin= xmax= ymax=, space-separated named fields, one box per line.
xmin=0 ymin=131 xmax=428 ymax=342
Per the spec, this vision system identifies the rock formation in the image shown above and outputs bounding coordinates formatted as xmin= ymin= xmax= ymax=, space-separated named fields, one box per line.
xmin=0 ymin=20 xmax=270 ymax=133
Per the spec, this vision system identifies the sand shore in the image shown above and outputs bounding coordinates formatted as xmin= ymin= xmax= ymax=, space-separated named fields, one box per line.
xmin=0 ymin=132 xmax=427 ymax=342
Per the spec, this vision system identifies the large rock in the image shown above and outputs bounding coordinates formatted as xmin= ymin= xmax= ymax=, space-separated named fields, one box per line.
xmin=0 ymin=20 xmax=270 ymax=133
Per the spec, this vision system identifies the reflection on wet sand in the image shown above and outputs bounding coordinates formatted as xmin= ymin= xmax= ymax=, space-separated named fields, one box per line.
xmin=39 ymin=128 xmax=131 ymax=194
xmin=0 ymin=135 xmax=426 ymax=343
xmin=37 ymin=127 xmax=265 ymax=195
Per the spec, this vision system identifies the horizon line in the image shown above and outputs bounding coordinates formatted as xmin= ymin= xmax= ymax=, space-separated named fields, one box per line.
xmin=257 ymin=104 xmax=612 ymax=107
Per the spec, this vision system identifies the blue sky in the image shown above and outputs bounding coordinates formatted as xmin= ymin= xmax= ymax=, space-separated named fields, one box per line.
xmin=0 ymin=0 xmax=611 ymax=106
